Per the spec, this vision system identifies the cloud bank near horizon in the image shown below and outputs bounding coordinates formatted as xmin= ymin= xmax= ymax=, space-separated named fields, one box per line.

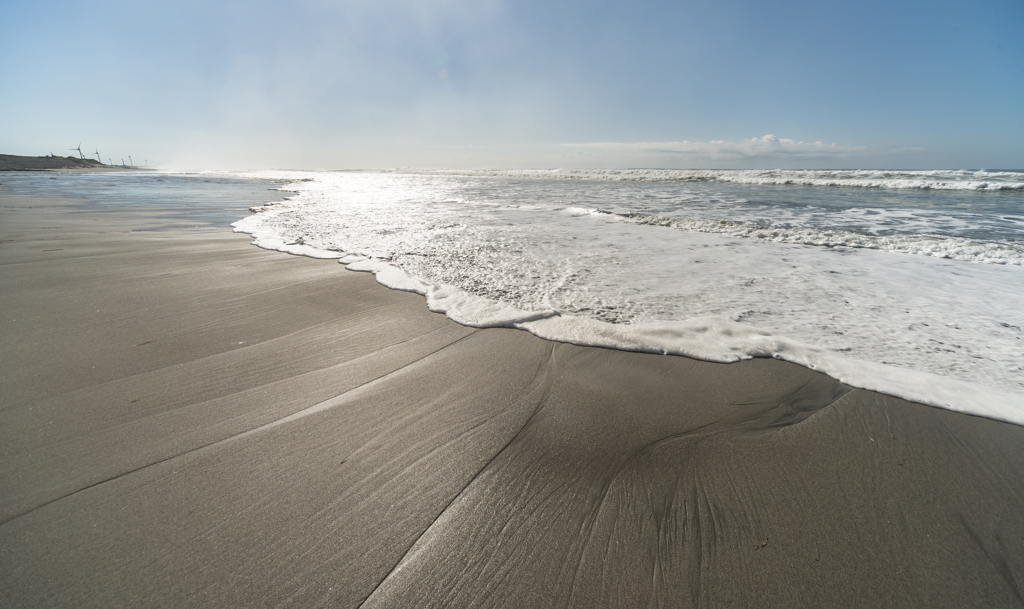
xmin=560 ymin=135 xmax=920 ymax=161
xmin=541 ymin=135 xmax=933 ymax=170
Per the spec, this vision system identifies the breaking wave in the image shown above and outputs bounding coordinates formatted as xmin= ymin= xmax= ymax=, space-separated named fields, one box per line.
xmin=399 ymin=168 xmax=1024 ymax=191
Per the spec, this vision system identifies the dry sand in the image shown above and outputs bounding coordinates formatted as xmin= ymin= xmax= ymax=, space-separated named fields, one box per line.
xmin=1 ymin=193 xmax=1023 ymax=608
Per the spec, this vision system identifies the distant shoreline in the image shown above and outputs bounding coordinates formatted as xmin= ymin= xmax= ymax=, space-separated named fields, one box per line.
xmin=0 ymin=153 xmax=148 ymax=172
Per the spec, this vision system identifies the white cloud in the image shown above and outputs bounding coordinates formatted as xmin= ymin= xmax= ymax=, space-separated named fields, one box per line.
xmin=561 ymin=135 xmax=873 ymax=160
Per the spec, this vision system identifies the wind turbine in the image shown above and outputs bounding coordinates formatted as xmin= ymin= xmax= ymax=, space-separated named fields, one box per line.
xmin=94 ymin=148 xmax=102 ymax=163
xmin=128 ymin=156 xmax=134 ymax=167
xmin=69 ymin=143 xmax=84 ymax=159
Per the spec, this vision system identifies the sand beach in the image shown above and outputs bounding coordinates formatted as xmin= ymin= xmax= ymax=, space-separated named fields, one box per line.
xmin=1 ymin=190 xmax=1023 ymax=607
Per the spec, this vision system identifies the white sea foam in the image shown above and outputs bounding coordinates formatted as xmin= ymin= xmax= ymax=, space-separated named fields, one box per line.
xmin=229 ymin=169 xmax=1024 ymax=426
xmin=347 ymin=259 xmax=558 ymax=326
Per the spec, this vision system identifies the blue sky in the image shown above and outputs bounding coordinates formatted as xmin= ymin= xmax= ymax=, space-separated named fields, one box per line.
xmin=1 ymin=0 xmax=1021 ymax=169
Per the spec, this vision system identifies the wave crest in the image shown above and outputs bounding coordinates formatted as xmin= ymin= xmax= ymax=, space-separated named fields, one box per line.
xmin=399 ymin=168 xmax=1024 ymax=191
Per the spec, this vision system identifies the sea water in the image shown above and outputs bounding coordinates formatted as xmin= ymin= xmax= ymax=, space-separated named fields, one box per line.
xmin=0 ymin=171 xmax=285 ymax=228
xmin=5 ymin=169 xmax=1021 ymax=424
xmin=230 ymin=169 xmax=1024 ymax=424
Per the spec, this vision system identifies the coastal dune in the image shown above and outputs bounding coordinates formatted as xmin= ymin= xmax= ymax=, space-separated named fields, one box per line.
xmin=1 ymin=194 xmax=1023 ymax=607
xmin=0 ymin=154 xmax=135 ymax=172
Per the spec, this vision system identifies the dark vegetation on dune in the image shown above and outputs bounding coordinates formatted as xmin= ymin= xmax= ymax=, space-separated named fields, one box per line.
xmin=0 ymin=154 xmax=128 ymax=171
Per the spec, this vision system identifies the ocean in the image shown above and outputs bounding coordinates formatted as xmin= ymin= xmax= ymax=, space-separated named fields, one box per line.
xmin=5 ymin=168 xmax=1023 ymax=423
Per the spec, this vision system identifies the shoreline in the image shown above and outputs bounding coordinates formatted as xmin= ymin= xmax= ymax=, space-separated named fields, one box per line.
xmin=0 ymin=166 xmax=150 ymax=172
xmin=2 ymin=192 xmax=1023 ymax=607
xmin=236 ymin=197 xmax=1024 ymax=427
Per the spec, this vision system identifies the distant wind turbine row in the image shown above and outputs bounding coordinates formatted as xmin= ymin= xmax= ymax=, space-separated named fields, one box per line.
xmin=66 ymin=143 xmax=152 ymax=167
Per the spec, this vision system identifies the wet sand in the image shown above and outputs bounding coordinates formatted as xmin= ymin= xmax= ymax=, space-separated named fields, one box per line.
xmin=1 ymin=193 xmax=1023 ymax=608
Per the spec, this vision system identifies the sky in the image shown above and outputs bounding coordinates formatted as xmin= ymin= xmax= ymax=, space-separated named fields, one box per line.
xmin=1 ymin=0 xmax=1021 ymax=169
